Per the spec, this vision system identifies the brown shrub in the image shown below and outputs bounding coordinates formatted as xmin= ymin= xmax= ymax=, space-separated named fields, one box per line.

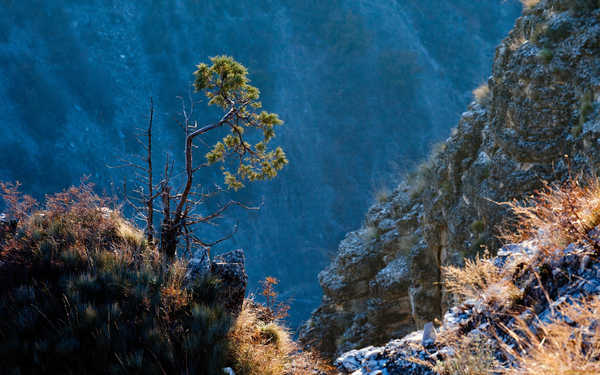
xmin=0 ymin=181 xmax=37 ymax=222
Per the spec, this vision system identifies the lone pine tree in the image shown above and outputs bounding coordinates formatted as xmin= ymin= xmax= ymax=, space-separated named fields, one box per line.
xmin=132 ymin=56 xmax=287 ymax=259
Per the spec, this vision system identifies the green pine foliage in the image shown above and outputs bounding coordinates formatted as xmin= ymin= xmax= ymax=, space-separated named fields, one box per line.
xmin=0 ymin=183 xmax=231 ymax=374
xmin=195 ymin=56 xmax=288 ymax=191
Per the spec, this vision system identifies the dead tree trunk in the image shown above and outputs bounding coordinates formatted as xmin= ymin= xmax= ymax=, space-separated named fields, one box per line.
xmin=145 ymin=98 xmax=155 ymax=244
xmin=159 ymin=182 xmax=179 ymax=259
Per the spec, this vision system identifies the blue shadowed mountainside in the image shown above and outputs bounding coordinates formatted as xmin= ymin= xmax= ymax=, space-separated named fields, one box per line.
xmin=0 ymin=0 xmax=521 ymax=328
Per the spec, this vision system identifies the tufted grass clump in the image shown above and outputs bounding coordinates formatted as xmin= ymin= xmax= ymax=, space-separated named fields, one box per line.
xmin=500 ymin=175 xmax=600 ymax=256
xmin=227 ymin=280 xmax=335 ymax=375
xmin=360 ymin=224 xmax=380 ymax=242
xmin=473 ymin=83 xmax=491 ymax=106
xmin=520 ymin=0 xmax=541 ymax=9
xmin=443 ymin=250 xmax=522 ymax=308
xmin=374 ymin=187 xmax=391 ymax=204
xmin=407 ymin=141 xmax=447 ymax=199
xmin=228 ymin=301 xmax=335 ymax=375
xmin=0 ymin=182 xmax=231 ymax=374
xmin=433 ymin=335 xmax=500 ymax=375
xmin=228 ymin=301 xmax=292 ymax=375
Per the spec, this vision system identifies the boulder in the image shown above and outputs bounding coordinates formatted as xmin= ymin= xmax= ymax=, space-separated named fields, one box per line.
xmin=184 ymin=248 xmax=211 ymax=287
xmin=211 ymin=249 xmax=248 ymax=316
xmin=421 ymin=322 xmax=436 ymax=348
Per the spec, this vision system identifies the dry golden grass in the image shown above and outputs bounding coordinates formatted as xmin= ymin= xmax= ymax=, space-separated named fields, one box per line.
xmin=114 ymin=215 xmax=146 ymax=250
xmin=360 ymin=225 xmax=379 ymax=242
xmin=500 ymin=176 xmax=600 ymax=256
xmin=228 ymin=299 xmax=292 ymax=375
xmin=520 ymin=0 xmax=541 ymax=9
xmin=473 ymin=83 xmax=491 ymax=105
xmin=288 ymin=350 xmax=336 ymax=375
xmin=433 ymin=335 xmax=500 ymax=375
xmin=443 ymin=250 xmax=522 ymax=308
xmin=228 ymin=299 xmax=335 ymax=375
xmin=436 ymin=176 xmax=600 ymax=375
xmin=160 ymin=257 xmax=190 ymax=311
xmin=499 ymin=296 xmax=600 ymax=375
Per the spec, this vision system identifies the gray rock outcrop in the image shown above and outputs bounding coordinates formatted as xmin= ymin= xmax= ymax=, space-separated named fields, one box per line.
xmin=301 ymin=0 xmax=600 ymax=357
xmin=185 ymin=249 xmax=248 ymax=316
xmin=210 ymin=249 xmax=248 ymax=316
xmin=184 ymin=248 xmax=211 ymax=286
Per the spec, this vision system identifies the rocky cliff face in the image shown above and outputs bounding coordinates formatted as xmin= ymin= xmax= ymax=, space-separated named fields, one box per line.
xmin=301 ymin=0 xmax=600 ymax=357
xmin=334 ymin=226 xmax=600 ymax=374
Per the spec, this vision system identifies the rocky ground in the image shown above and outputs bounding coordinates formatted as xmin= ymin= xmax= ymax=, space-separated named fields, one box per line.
xmin=301 ymin=0 xmax=600 ymax=358
xmin=334 ymin=225 xmax=600 ymax=374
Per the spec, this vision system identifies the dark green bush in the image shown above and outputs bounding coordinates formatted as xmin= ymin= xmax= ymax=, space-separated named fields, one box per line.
xmin=0 ymin=183 xmax=231 ymax=374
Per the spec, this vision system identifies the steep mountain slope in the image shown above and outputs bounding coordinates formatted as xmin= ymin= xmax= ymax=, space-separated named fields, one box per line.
xmin=301 ymin=0 xmax=600 ymax=356
xmin=0 ymin=1 xmax=520 ymax=326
